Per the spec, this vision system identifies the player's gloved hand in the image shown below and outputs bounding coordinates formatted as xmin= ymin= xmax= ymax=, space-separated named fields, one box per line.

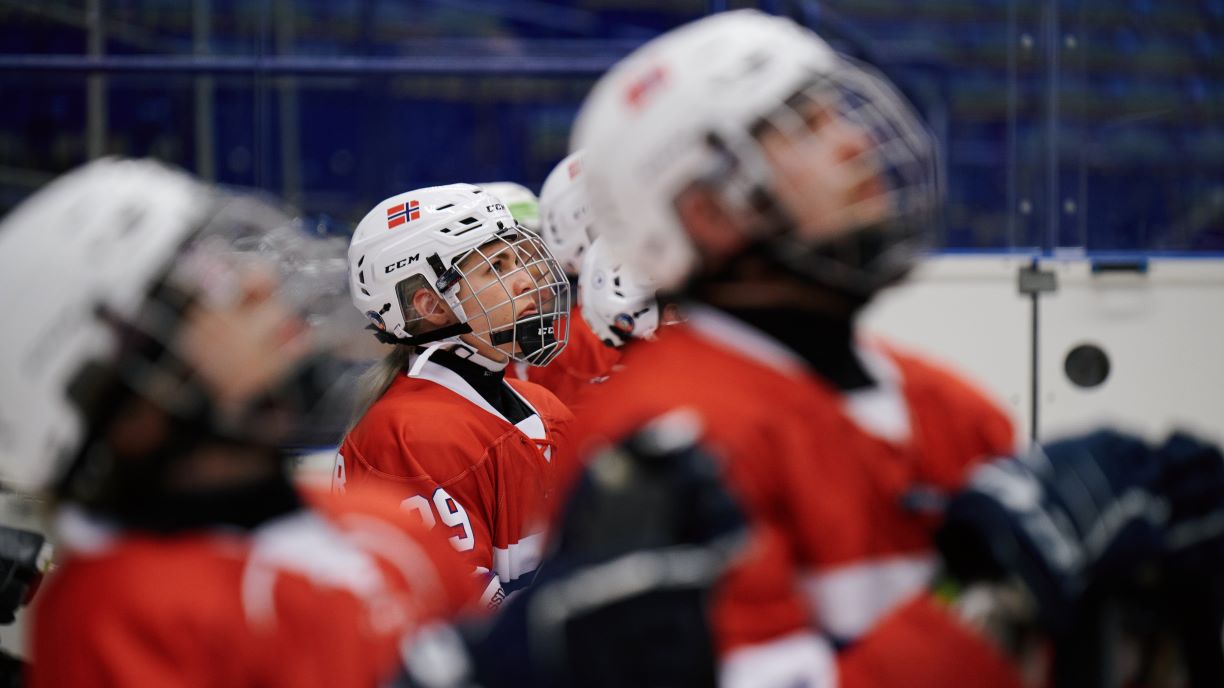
xmin=1149 ymin=432 xmax=1224 ymax=686
xmin=935 ymin=429 xmax=1224 ymax=636
xmin=1155 ymin=431 xmax=1224 ymax=570
xmin=459 ymin=410 xmax=747 ymax=688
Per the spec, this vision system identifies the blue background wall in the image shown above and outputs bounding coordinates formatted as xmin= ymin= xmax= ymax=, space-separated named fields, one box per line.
xmin=1 ymin=0 xmax=1221 ymax=253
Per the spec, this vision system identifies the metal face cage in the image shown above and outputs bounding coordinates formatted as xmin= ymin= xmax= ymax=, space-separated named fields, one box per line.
xmin=449 ymin=226 xmax=572 ymax=367
xmin=697 ymin=56 xmax=941 ymax=297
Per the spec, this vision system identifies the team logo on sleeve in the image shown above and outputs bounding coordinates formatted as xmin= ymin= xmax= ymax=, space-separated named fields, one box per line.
xmin=386 ymin=200 xmax=421 ymax=229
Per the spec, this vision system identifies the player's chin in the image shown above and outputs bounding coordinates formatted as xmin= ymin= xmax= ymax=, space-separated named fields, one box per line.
xmin=494 ymin=342 xmax=520 ymax=361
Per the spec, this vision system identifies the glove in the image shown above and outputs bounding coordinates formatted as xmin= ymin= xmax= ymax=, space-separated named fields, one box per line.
xmin=936 ymin=430 xmax=1175 ymax=635
xmin=466 ymin=410 xmax=747 ymax=688
xmin=1155 ymin=431 xmax=1224 ymax=570
xmin=1151 ymin=432 xmax=1224 ymax=686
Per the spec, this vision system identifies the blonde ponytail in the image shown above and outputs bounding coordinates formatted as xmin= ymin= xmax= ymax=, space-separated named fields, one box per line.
xmin=347 ymin=344 xmax=414 ymax=431
xmin=347 ymin=274 xmax=437 ymax=431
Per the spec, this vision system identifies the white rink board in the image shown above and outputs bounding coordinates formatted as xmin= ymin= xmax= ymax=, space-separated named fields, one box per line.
xmin=1037 ymin=258 xmax=1224 ymax=444
xmin=863 ymin=254 xmax=1224 ymax=445
xmin=862 ymin=254 xmax=1033 ymax=440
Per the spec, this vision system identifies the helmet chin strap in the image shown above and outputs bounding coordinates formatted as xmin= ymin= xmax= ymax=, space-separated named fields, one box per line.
xmin=365 ymin=321 xmax=471 ymax=346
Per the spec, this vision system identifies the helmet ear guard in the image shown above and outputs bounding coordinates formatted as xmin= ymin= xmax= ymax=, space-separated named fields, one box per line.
xmin=362 ymin=252 xmax=472 ymax=347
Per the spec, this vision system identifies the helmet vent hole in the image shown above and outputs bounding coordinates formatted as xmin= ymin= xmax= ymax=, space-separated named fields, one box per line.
xmin=358 ymin=271 xmax=366 ymax=284
xmin=357 ymin=255 xmax=365 ymax=268
xmin=360 ymin=287 xmax=370 ymax=296
xmin=437 ymin=203 xmax=455 ymax=211
xmin=450 ymin=220 xmax=481 ymax=237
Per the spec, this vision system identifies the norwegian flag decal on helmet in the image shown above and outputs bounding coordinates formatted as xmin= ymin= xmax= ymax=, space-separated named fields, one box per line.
xmin=625 ymin=66 xmax=667 ymax=109
xmin=386 ymin=200 xmax=421 ymax=229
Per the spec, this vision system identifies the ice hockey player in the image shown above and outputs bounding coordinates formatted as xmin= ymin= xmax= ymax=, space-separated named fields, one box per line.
xmin=554 ymin=9 xmax=1224 ymax=688
xmin=0 ymin=158 xmax=477 ymax=687
xmin=499 ymin=152 xmax=624 ymax=407
xmin=340 ymin=183 xmax=574 ymax=608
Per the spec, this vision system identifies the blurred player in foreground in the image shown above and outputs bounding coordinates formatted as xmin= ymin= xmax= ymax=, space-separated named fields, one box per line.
xmin=569 ymin=13 xmax=1025 ymax=681
xmin=340 ymin=184 xmax=573 ymax=608
xmin=459 ymin=10 xmax=1224 ymax=688
xmin=0 ymin=158 xmax=477 ymax=687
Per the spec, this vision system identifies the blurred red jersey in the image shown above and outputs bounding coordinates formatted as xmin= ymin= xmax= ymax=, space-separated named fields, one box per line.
xmin=564 ymin=305 xmax=1022 ymax=688
xmin=506 ymin=304 xmax=621 ymax=408
xmin=31 ymin=485 xmax=477 ymax=688
xmin=338 ymin=347 xmax=573 ymax=606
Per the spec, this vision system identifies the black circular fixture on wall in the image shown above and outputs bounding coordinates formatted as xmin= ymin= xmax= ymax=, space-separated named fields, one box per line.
xmin=1064 ymin=343 xmax=1111 ymax=388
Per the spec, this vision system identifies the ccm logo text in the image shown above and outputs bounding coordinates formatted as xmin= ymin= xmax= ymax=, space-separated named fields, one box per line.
xmin=384 ymin=253 xmax=421 ymax=274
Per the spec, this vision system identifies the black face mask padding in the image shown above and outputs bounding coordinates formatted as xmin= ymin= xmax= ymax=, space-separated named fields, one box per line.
xmin=488 ymin=314 xmax=560 ymax=358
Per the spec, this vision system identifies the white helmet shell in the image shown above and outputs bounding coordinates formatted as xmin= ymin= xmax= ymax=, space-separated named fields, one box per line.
xmin=572 ymin=10 xmax=938 ymax=297
xmin=0 ymin=158 xmax=213 ymax=491
xmin=538 ymin=150 xmax=596 ymax=277
xmin=572 ymin=11 xmax=837 ymax=290
xmin=578 ymin=237 xmax=661 ymax=347
xmin=348 ymin=183 xmax=570 ymax=366
xmin=478 ymin=182 xmax=540 ymax=232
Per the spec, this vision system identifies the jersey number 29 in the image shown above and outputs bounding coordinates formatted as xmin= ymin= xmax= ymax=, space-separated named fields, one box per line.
xmin=401 ymin=488 xmax=476 ymax=552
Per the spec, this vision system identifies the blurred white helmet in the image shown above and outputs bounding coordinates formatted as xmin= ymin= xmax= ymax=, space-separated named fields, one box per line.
xmin=0 ymin=158 xmax=350 ymax=494
xmin=579 ymin=237 xmax=661 ymax=347
xmin=478 ymin=181 xmax=540 ymax=233
xmin=348 ymin=183 xmax=570 ymax=366
xmin=0 ymin=159 xmax=205 ymax=491
xmin=538 ymin=150 xmax=596 ymax=277
xmin=571 ymin=10 xmax=940 ymax=297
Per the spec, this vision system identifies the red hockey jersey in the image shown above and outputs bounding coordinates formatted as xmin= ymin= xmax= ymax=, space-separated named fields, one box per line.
xmin=31 ymin=485 xmax=476 ymax=688
xmin=564 ymin=305 xmax=1021 ymax=688
xmin=505 ymin=304 xmax=621 ymax=409
xmin=337 ymin=347 xmax=573 ymax=605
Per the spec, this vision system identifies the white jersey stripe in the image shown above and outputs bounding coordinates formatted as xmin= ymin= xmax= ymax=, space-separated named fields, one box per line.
xmin=720 ymin=631 xmax=838 ymax=688
xmin=801 ymin=553 xmax=936 ymax=642
xmin=492 ymin=531 xmax=546 ymax=583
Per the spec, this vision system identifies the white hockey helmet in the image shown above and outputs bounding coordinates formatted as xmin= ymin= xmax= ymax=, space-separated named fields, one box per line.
xmin=0 ymin=158 xmax=350 ymax=493
xmin=348 ymin=183 xmax=570 ymax=366
xmin=478 ymin=182 xmax=540 ymax=233
xmin=578 ymin=237 xmax=661 ymax=347
xmin=571 ymin=10 xmax=940 ymax=296
xmin=538 ymin=150 xmax=596 ymax=277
